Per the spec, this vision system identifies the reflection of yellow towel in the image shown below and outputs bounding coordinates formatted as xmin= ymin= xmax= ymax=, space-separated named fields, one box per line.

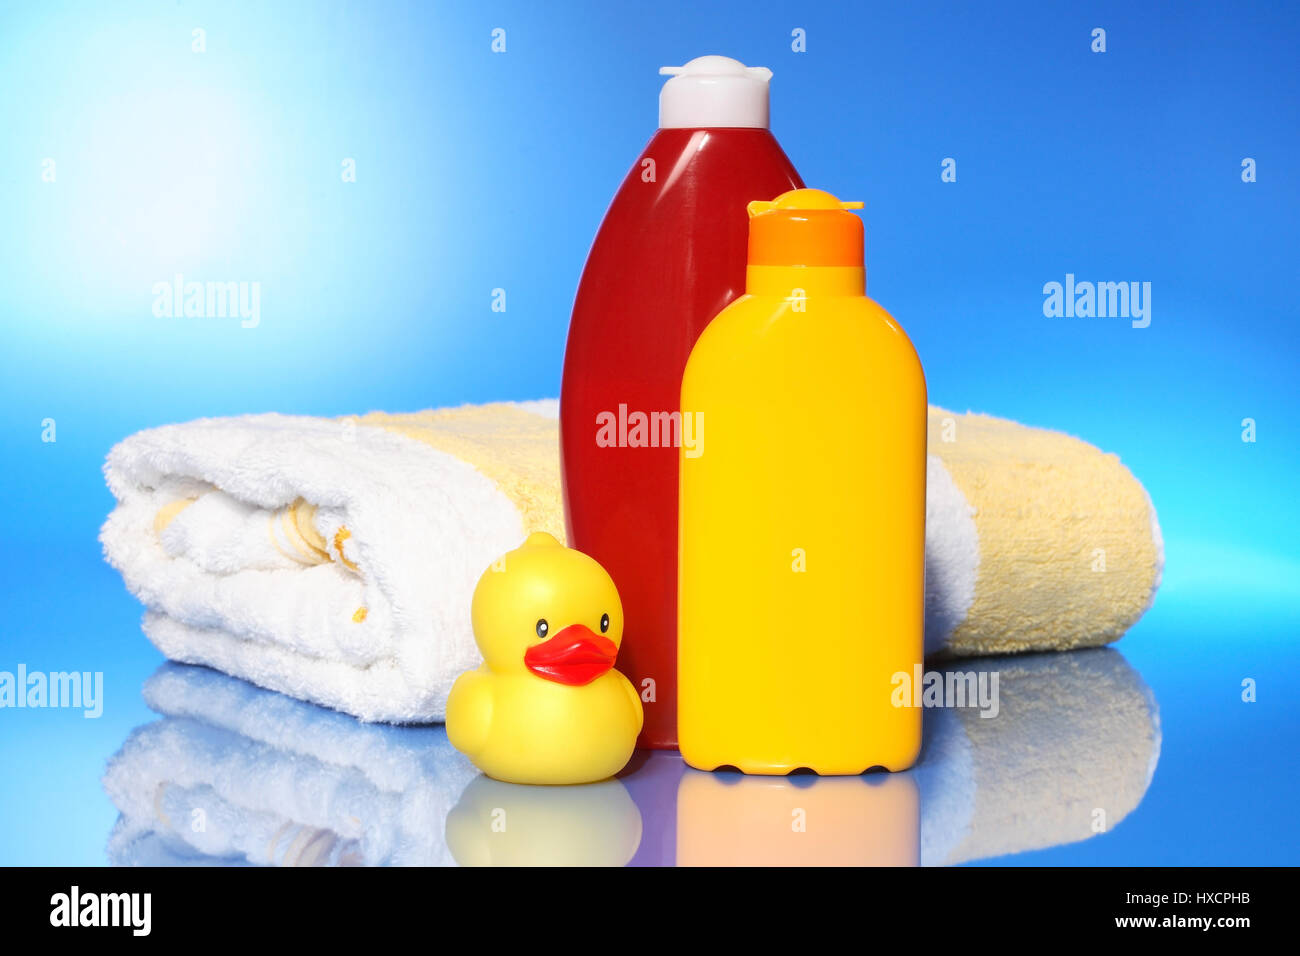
xmin=672 ymin=648 xmax=1161 ymax=866
xmin=916 ymin=648 xmax=1161 ymax=865
xmin=104 ymin=399 xmax=1161 ymax=724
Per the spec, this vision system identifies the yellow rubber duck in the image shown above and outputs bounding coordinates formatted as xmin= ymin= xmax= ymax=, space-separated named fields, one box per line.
xmin=447 ymin=532 xmax=644 ymax=785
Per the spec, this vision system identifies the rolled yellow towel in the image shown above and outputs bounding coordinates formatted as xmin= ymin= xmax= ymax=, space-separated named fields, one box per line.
xmin=925 ymin=407 xmax=1163 ymax=658
xmin=362 ymin=401 xmax=1163 ymax=660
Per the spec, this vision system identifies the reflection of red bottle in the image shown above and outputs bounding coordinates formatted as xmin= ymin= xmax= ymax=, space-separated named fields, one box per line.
xmin=560 ymin=56 xmax=803 ymax=749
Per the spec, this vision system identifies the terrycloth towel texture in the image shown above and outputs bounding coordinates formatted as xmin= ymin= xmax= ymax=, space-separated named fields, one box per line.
xmin=103 ymin=664 xmax=478 ymax=866
xmin=101 ymin=401 xmax=559 ymax=722
xmin=101 ymin=399 xmax=1163 ymax=722
xmin=925 ymin=408 xmax=1164 ymax=657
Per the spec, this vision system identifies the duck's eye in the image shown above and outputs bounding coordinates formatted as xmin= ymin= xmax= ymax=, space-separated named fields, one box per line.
xmin=535 ymin=619 xmax=548 ymax=639
xmin=600 ymin=613 xmax=610 ymax=634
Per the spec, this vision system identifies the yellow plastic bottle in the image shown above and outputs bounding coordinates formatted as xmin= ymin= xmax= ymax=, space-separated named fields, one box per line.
xmin=678 ymin=188 xmax=926 ymax=775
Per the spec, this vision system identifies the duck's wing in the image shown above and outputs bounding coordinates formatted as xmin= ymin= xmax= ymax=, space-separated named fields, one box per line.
xmin=619 ymin=671 xmax=645 ymax=737
xmin=446 ymin=670 xmax=494 ymax=758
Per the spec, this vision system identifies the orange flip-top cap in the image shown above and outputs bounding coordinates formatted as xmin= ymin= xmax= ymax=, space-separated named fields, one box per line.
xmin=747 ymin=188 xmax=864 ymax=267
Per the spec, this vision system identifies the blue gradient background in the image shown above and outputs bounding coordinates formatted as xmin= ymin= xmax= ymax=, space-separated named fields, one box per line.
xmin=1 ymin=1 xmax=1296 ymax=865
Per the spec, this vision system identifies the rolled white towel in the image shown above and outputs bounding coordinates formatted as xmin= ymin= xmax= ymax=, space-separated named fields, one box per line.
xmin=101 ymin=403 xmax=556 ymax=721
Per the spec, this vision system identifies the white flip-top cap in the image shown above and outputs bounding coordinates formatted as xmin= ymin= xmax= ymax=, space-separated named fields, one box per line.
xmin=658 ymin=55 xmax=772 ymax=129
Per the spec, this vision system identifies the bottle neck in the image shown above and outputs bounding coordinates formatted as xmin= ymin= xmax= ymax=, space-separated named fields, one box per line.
xmin=745 ymin=264 xmax=865 ymax=298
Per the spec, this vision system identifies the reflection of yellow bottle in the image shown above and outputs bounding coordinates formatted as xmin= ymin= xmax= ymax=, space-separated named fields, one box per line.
xmin=676 ymin=770 xmax=919 ymax=866
xmin=678 ymin=188 xmax=926 ymax=775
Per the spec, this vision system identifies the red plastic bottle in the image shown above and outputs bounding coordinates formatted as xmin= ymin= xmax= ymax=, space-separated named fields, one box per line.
xmin=560 ymin=56 xmax=803 ymax=749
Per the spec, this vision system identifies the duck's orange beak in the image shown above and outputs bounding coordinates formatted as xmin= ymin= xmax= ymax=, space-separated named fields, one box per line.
xmin=524 ymin=624 xmax=618 ymax=686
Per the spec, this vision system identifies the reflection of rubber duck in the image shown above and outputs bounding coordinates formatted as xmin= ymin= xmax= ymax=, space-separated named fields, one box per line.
xmin=446 ymin=532 xmax=643 ymax=785
xmin=446 ymin=774 xmax=642 ymax=866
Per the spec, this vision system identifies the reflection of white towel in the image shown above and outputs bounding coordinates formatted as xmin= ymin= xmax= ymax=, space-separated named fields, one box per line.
xmin=103 ymin=664 xmax=478 ymax=867
xmin=103 ymin=651 xmax=1160 ymax=866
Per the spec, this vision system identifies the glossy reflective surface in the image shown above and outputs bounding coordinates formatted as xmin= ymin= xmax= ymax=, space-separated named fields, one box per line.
xmin=2 ymin=552 xmax=1295 ymax=866
xmin=90 ymin=647 xmax=1153 ymax=866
